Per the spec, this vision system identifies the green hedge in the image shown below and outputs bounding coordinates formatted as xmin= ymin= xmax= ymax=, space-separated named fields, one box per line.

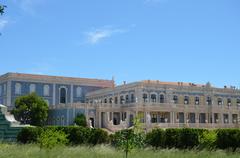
xmin=17 ymin=127 xmax=240 ymax=150
xmin=17 ymin=126 xmax=109 ymax=145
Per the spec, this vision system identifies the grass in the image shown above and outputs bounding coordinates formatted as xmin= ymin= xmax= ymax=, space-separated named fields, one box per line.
xmin=0 ymin=144 xmax=240 ymax=158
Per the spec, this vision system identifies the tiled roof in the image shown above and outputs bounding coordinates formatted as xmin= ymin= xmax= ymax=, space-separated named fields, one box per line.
xmin=1 ymin=72 xmax=114 ymax=88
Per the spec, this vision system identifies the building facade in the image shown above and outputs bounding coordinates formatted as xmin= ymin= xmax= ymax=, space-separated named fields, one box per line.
xmin=0 ymin=73 xmax=114 ymax=126
xmin=1 ymin=73 xmax=240 ymax=131
xmin=86 ymin=80 xmax=240 ymax=131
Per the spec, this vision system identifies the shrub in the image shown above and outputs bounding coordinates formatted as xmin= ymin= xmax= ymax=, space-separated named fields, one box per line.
xmin=177 ymin=128 xmax=200 ymax=149
xmin=146 ymin=128 xmax=165 ymax=148
xmin=199 ymin=130 xmax=217 ymax=149
xmin=17 ymin=127 xmax=42 ymax=144
xmin=88 ymin=128 xmax=109 ymax=145
xmin=38 ymin=128 xmax=68 ymax=149
xmin=165 ymin=128 xmax=180 ymax=148
xmin=216 ymin=129 xmax=240 ymax=151
xmin=74 ymin=114 xmax=87 ymax=127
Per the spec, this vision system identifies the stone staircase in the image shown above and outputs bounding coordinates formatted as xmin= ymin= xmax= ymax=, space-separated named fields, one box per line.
xmin=0 ymin=104 xmax=28 ymax=141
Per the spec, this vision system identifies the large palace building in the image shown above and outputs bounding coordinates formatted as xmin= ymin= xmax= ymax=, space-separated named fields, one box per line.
xmin=0 ymin=72 xmax=240 ymax=131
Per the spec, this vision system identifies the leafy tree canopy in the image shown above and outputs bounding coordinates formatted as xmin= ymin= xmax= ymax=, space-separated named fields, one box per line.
xmin=74 ymin=113 xmax=87 ymax=127
xmin=12 ymin=93 xmax=49 ymax=126
xmin=0 ymin=4 xmax=6 ymax=15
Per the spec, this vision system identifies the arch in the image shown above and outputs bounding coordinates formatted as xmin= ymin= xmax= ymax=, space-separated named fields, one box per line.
xmin=227 ymin=98 xmax=232 ymax=106
xmin=60 ymin=87 xmax=67 ymax=104
xmin=76 ymin=87 xmax=82 ymax=97
xmin=143 ymin=93 xmax=148 ymax=103
xmin=195 ymin=96 xmax=200 ymax=105
xmin=173 ymin=95 xmax=178 ymax=104
xmin=150 ymin=93 xmax=157 ymax=102
xmin=217 ymin=98 xmax=223 ymax=105
xmin=206 ymin=96 xmax=212 ymax=105
xmin=29 ymin=84 xmax=36 ymax=93
xmin=15 ymin=83 xmax=21 ymax=95
xmin=43 ymin=85 xmax=50 ymax=96
xmin=160 ymin=94 xmax=164 ymax=103
xmin=184 ymin=96 xmax=189 ymax=104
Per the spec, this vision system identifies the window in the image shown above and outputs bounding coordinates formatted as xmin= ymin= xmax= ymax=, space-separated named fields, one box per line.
xmin=143 ymin=93 xmax=148 ymax=103
xmin=60 ymin=88 xmax=67 ymax=104
xmin=227 ymin=98 xmax=232 ymax=106
xmin=184 ymin=96 xmax=189 ymax=104
xmin=109 ymin=98 xmax=113 ymax=104
xmin=29 ymin=84 xmax=36 ymax=93
xmin=15 ymin=83 xmax=21 ymax=95
xmin=120 ymin=96 xmax=125 ymax=104
xmin=125 ymin=95 xmax=129 ymax=103
xmin=104 ymin=98 xmax=107 ymax=103
xmin=160 ymin=94 xmax=164 ymax=103
xmin=130 ymin=93 xmax=135 ymax=103
xmin=223 ymin=114 xmax=229 ymax=124
xmin=43 ymin=85 xmax=50 ymax=96
xmin=206 ymin=96 xmax=212 ymax=105
xmin=173 ymin=95 xmax=178 ymax=104
xmin=195 ymin=96 xmax=200 ymax=105
xmin=114 ymin=96 xmax=118 ymax=104
xmin=151 ymin=113 xmax=158 ymax=123
xmin=150 ymin=94 xmax=157 ymax=102
xmin=0 ymin=85 xmax=2 ymax=96
xmin=237 ymin=99 xmax=240 ymax=106
xmin=218 ymin=98 xmax=223 ymax=105
xmin=76 ymin=87 xmax=82 ymax=97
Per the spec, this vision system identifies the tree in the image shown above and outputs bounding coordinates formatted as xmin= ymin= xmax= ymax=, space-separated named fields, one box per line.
xmin=12 ymin=93 xmax=49 ymax=126
xmin=74 ymin=113 xmax=87 ymax=127
xmin=0 ymin=4 xmax=6 ymax=15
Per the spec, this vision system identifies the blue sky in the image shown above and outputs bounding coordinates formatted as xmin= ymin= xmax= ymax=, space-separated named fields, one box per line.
xmin=0 ymin=0 xmax=240 ymax=87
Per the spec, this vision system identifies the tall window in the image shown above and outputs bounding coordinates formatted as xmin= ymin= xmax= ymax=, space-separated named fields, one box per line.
xmin=218 ymin=98 xmax=223 ymax=105
xmin=184 ymin=96 xmax=189 ymax=104
xmin=173 ymin=95 xmax=178 ymax=104
xmin=195 ymin=96 xmax=200 ymax=105
xmin=60 ymin=88 xmax=67 ymax=104
xmin=76 ymin=87 xmax=82 ymax=97
xmin=237 ymin=99 xmax=240 ymax=106
xmin=151 ymin=94 xmax=157 ymax=102
xmin=15 ymin=83 xmax=21 ymax=95
xmin=160 ymin=94 xmax=164 ymax=103
xmin=43 ymin=85 xmax=50 ymax=96
xmin=29 ymin=84 xmax=36 ymax=93
xmin=206 ymin=96 xmax=212 ymax=105
xmin=143 ymin=93 xmax=148 ymax=103
xmin=125 ymin=95 xmax=129 ymax=103
xmin=114 ymin=96 xmax=118 ymax=104
xmin=227 ymin=98 xmax=232 ymax=106
xmin=0 ymin=85 xmax=2 ymax=96
xmin=120 ymin=96 xmax=125 ymax=104
xmin=130 ymin=93 xmax=135 ymax=103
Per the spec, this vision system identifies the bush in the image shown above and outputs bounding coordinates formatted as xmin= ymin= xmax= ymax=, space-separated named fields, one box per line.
xmin=88 ymin=128 xmax=109 ymax=145
xmin=146 ymin=128 xmax=165 ymax=148
xmin=177 ymin=128 xmax=200 ymax=149
xmin=38 ymin=128 xmax=68 ymax=149
xmin=165 ymin=128 xmax=180 ymax=148
xmin=199 ymin=130 xmax=217 ymax=149
xmin=216 ymin=129 xmax=240 ymax=151
xmin=74 ymin=114 xmax=87 ymax=127
xmin=17 ymin=127 xmax=42 ymax=144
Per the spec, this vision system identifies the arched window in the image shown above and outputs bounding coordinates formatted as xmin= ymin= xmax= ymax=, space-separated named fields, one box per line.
xmin=184 ymin=96 xmax=189 ymax=104
xmin=195 ymin=96 xmax=200 ymax=105
xmin=15 ymin=83 xmax=21 ymax=95
xmin=60 ymin=88 xmax=67 ymax=104
xmin=130 ymin=93 xmax=135 ymax=103
xmin=218 ymin=98 xmax=223 ymax=105
xmin=160 ymin=94 xmax=164 ymax=103
xmin=29 ymin=84 xmax=36 ymax=93
xmin=227 ymin=98 xmax=232 ymax=106
xmin=104 ymin=98 xmax=107 ymax=103
xmin=43 ymin=85 xmax=50 ymax=96
xmin=206 ymin=96 xmax=212 ymax=105
xmin=173 ymin=95 xmax=178 ymax=104
xmin=120 ymin=96 xmax=125 ymax=104
xmin=76 ymin=87 xmax=82 ymax=97
xmin=125 ymin=95 xmax=129 ymax=103
xmin=143 ymin=93 xmax=148 ymax=103
xmin=151 ymin=94 xmax=157 ymax=102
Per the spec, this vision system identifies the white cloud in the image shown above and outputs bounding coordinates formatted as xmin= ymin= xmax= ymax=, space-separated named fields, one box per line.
xmin=84 ymin=26 xmax=127 ymax=45
xmin=0 ymin=19 xmax=8 ymax=30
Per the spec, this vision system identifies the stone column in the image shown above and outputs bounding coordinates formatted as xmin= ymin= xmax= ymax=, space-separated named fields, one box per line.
xmin=70 ymin=84 xmax=73 ymax=105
